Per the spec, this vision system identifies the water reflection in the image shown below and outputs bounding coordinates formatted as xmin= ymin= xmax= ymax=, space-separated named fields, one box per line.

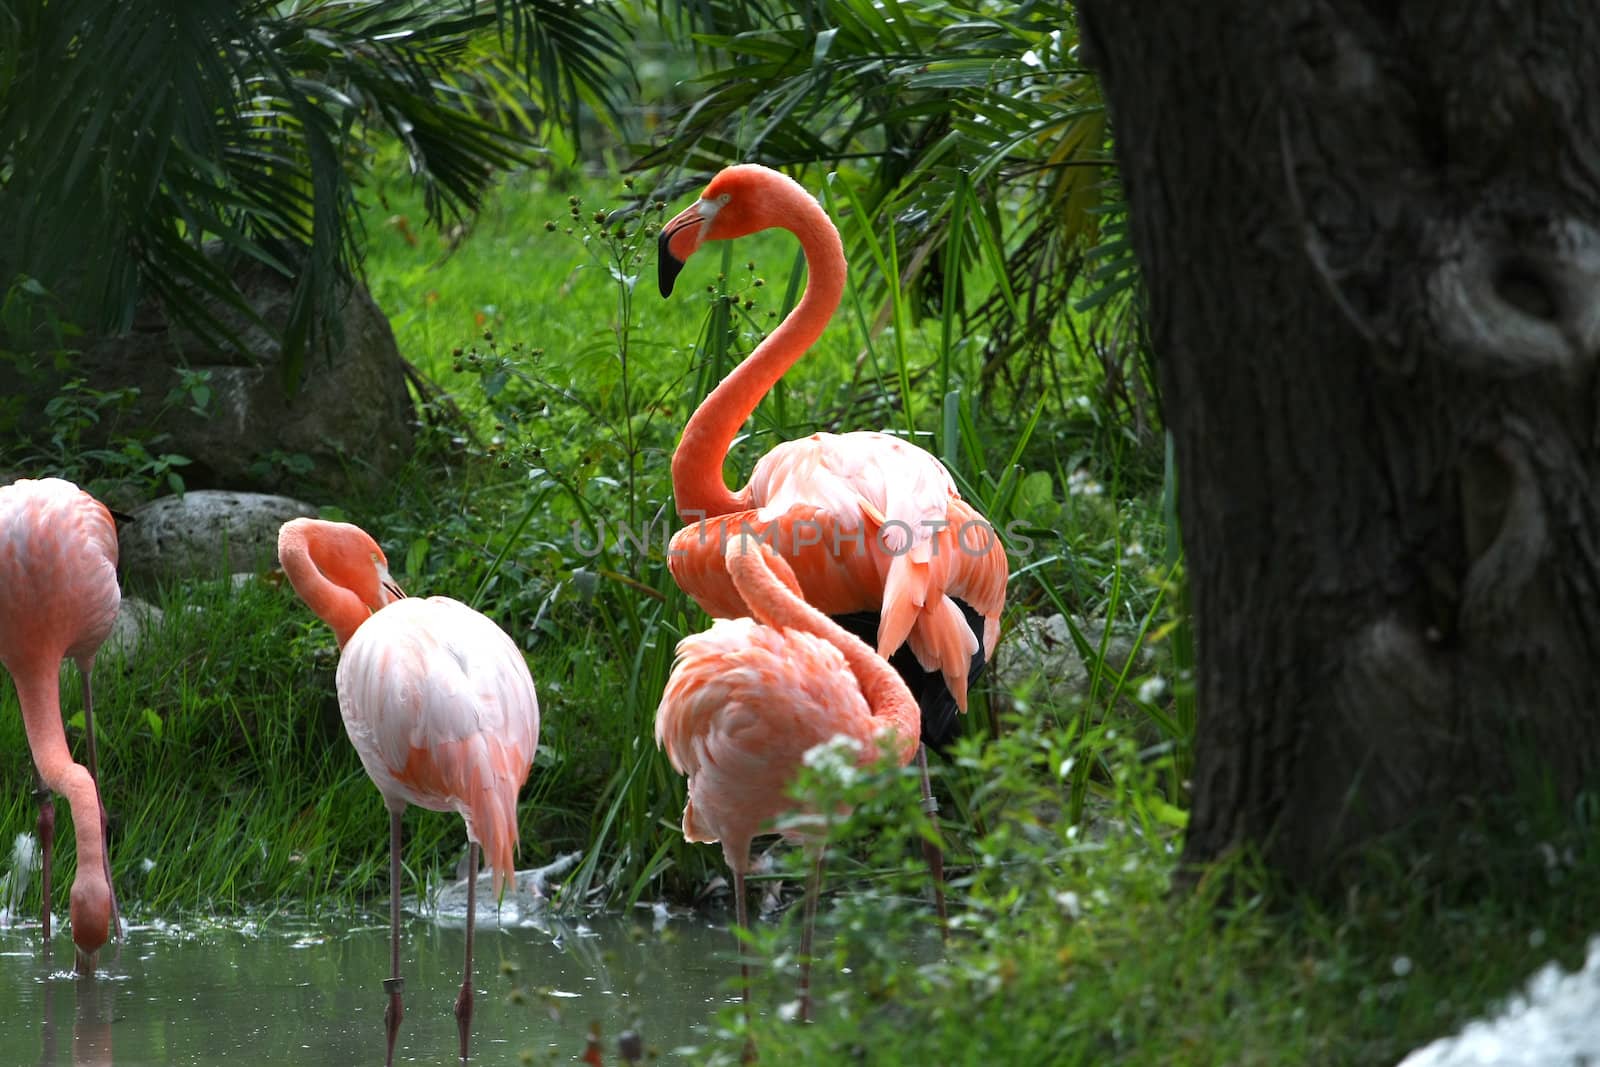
xmin=39 ymin=975 xmax=112 ymax=1067
xmin=0 ymin=907 xmax=738 ymax=1065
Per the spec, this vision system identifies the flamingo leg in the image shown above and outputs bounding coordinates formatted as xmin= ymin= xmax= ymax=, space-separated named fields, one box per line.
xmin=797 ymin=846 xmax=826 ymax=1024
xmin=732 ymin=864 xmax=756 ymax=1064
xmin=733 ymin=865 xmax=751 ymax=1016
xmin=34 ymin=773 xmax=54 ymax=949
xmin=453 ymin=841 xmax=478 ymax=1063
xmin=915 ymin=744 xmax=948 ymax=940
xmin=79 ymin=665 xmax=120 ymax=942
xmin=383 ymin=809 xmax=405 ymax=1067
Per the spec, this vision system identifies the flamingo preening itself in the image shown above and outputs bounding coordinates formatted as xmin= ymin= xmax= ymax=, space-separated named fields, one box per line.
xmin=658 ymin=164 xmax=1008 ymax=924
xmin=0 ymin=477 xmax=123 ymax=974
xmin=279 ymin=519 xmax=540 ymax=1067
xmin=656 ymin=535 xmax=920 ymax=1027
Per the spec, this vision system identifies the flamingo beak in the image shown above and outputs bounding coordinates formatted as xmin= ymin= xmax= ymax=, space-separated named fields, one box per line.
xmin=378 ymin=564 xmax=406 ymax=604
xmin=658 ymin=201 xmax=713 ymax=298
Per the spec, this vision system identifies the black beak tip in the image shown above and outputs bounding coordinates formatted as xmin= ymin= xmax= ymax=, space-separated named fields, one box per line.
xmin=658 ymin=232 xmax=685 ymax=298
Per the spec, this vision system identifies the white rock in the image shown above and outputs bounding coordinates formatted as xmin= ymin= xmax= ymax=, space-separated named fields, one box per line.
xmin=1398 ymin=936 xmax=1600 ymax=1067
xmin=426 ymin=851 xmax=583 ymax=930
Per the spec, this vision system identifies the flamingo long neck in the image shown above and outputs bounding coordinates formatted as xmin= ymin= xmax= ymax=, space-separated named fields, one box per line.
xmin=729 ymin=549 xmax=919 ymax=764
xmin=278 ymin=527 xmax=369 ymax=650
xmin=13 ymin=666 xmax=107 ymax=904
xmin=672 ymin=193 xmax=847 ymax=520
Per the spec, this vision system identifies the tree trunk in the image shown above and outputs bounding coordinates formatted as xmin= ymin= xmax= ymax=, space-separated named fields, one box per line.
xmin=1074 ymin=1 xmax=1600 ymax=884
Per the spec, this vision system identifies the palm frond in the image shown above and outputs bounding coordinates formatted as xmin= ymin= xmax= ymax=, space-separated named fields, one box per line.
xmin=0 ymin=0 xmax=632 ymax=390
xmin=637 ymin=0 xmax=1144 ymax=425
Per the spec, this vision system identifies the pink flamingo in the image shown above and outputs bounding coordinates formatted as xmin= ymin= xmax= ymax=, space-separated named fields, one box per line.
xmin=0 ymin=477 xmax=121 ymax=973
xmin=278 ymin=518 xmax=539 ymax=1067
xmin=656 ymin=535 xmax=919 ymax=1026
xmin=658 ymin=164 xmax=1009 ymax=921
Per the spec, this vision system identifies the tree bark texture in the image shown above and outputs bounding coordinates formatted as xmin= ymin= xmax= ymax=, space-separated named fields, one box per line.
xmin=1074 ymin=1 xmax=1600 ymax=883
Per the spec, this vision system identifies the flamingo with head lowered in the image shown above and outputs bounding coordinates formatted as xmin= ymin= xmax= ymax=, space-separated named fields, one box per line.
xmin=279 ymin=518 xmax=539 ymax=1067
xmin=658 ymin=164 xmax=1009 ymax=925
xmin=656 ymin=534 xmax=920 ymax=1027
xmin=0 ymin=477 xmax=122 ymax=974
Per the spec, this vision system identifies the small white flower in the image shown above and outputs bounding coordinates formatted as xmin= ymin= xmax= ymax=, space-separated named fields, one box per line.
xmin=1137 ymin=676 xmax=1167 ymax=703
xmin=802 ymin=734 xmax=866 ymax=789
xmin=1392 ymin=955 xmax=1413 ymax=977
xmin=1067 ymin=469 xmax=1103 ymax=498
xmin=1055 ymin=890 xmax=1082 ymax=919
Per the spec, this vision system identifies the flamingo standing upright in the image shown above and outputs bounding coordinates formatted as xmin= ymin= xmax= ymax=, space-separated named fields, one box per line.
xmin=0 ymin=477 xmax=122 ymax=973
xmin=656 ymin=535 xmax=920 ymax=1026
xmin=658 ymin=164 xmax=1009 ymax=922
xmin=278 ymin=518 xmax=539 ymax=1067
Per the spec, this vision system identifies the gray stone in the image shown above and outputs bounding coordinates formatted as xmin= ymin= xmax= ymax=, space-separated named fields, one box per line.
xmin=119 ymin=490 xmax=317 ymax=587
xmin=101 ymin=596 xmax=164 ymax=662
xmin=5 ymin=254 xmax=415 ymax=502
xmin=994 ymin=613 xmax=1154 ymax=708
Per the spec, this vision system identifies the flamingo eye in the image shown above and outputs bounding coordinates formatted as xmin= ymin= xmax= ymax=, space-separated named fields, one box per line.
xmin=716 ymin=193 xmax=731 ymax=206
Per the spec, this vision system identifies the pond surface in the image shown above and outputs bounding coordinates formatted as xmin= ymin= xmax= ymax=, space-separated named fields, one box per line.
xmin=0 ymin=904 xmax=743 ymax=1066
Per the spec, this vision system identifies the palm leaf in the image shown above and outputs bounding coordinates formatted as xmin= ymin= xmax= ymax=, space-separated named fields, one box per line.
xmin=636 ymin=0 xmax=1145 ymax=425
xmin=0 ymin=0 xmax=632 ymax=391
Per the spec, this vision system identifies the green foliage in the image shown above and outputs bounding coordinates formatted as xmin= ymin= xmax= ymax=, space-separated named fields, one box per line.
xmin=15 ymin=376 xmax=195 ymax=500
xmin=0 ymin=0 xmax=631 ymax=389
xmin=670 ymin=716 xmax=1600 ymax=1065
xmin=639 ymin=0 xmax=1151 ymax=437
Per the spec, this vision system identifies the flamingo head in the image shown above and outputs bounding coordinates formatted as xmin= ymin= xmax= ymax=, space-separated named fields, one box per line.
xmin=658 ymin=164 xmax=807 ymax=297
xmin=280 ymin=518 xmax=407 ymax=616
xmin=69 ymin=873 xmax=112 ymax=972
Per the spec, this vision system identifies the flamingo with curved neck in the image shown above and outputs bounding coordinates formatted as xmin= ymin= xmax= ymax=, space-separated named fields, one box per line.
xmin=656 ymin=535 xmax=919 ymax=1028
xmin=279 ymin=518 xmax=539 ymax=1067
xmin=0 ymin=477 xmax=122 ymax=974
xmin=658 ymin=164 xmax=1009 ymax=930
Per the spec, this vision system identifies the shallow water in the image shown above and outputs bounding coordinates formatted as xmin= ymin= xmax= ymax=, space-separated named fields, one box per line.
xmin=0 ymin=905 xmax=741 ymax=1066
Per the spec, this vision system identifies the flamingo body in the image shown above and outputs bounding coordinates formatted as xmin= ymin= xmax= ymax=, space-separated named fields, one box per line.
xmin=833 ymin=597 xmax=988 ymax=750
xmin=0 ymin=480 xmax=120 ymax=670
xmin=0 ymin=477 xmax=120 ymax=968
xmin=337 ymin=595 xmax=539 ymax=896
xmin=667 ymin=427 xmax=1005 ymax=715
xmin=659 ymin=616 xmax=885 ymax=866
